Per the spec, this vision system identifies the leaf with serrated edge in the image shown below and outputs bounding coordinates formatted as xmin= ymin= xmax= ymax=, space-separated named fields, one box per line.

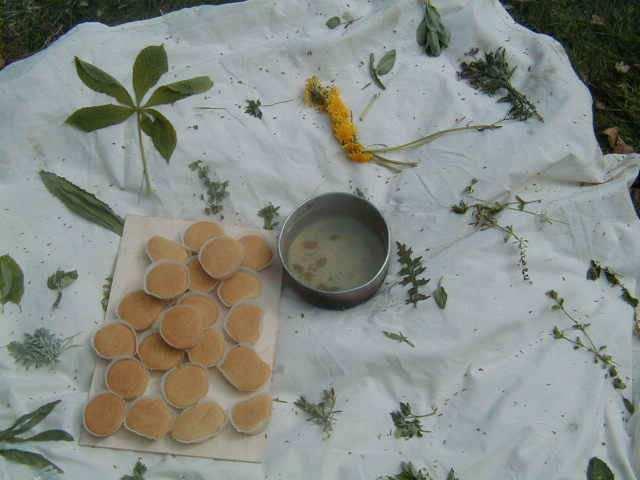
xmin=74 ymin=57 xmax=133 ymax=106
xmin=132 ymin=45 xmax=168 ymax=104
xmin=144 ymin=76 xmax=213 ymax=107
xmin=140 ymin=109 xmax=177 ymax=162
xmin=66 ymin=105 xmax=134 ymax=132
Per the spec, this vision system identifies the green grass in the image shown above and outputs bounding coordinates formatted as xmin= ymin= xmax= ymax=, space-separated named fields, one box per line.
xmin=502 ymin=0 xmax=640 ymax=152
xmin=0 ymin=0 xmax=637 ymax=153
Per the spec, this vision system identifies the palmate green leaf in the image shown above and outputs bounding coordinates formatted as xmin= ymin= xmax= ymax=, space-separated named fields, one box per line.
xmin=0 ymin=449 xmax=64 ymax=473
xmin=132 ymin=44 xmax=168 ymax=105
xmin=6 ymin=429 xmax=74 ymax=443
xmin=144 ymin=76 xmax=214 ymax=107
xmin=140 ymin=109 xmax=177 ymax=162
xmin=376 ymin=49 xmax=396 ymax=76
xmin=66 ymin=104 xmax=134 ymax=132
xmin=74 ymin=57 xmax=134 ymax=107
xmin=0 ymin=255 xmax=24 ymax=308
xmin=0 ymin=401 xmax=61 ymax=441
xmin=587 ymin=457 xmax=614 ymax=480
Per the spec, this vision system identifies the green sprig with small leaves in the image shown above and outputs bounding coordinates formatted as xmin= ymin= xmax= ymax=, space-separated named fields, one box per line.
xmin=382 ymin=462 xmax=459 ymax=480
xmin=546 ymin=290 xmax=626 ymax=390
xmin=0 ymin=254 xmax=24 ymax=311
xmin=189 ymin=160 xmax=229 ymax=216
xmin=459 ymin=47 xmax=542 ymax=122
xmin=391 ymin=402 xmax=437 ymax=439
xmin=7 ymin=328 xmax=80 ymax=370
xmin=369 ymin=50 xmax=396 ymax=90
xmin=101 ymin=274 xmax=113 ymax=312
xmin=244 ymin=98 xmax=293 ymax=119
xmin=587 ymin=259 xmax=638 ymax=308
xmin=122 ymin=460 xmax=147 ymax=480
xmin=383 ymin=331 xmax=415 ymax=348
xmin=47 ymin=269 xmax=78 ymax=309
xmin=66 ymin=45 xmax=213 ymax=194
xmin=258 ymin=203 xmax=281 ymax=230
xmin=294 ymin=387 xmax=341 ymax=439
xmin=0 ymin=400 xmax=73 ymax=474
xmin=416 ymin=0 xmax=450 ymax=57
xmin=396 ymin=242 xmax=430 ymax=307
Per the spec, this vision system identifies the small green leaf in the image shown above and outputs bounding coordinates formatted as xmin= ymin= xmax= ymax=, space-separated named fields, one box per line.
xmin=369 ymin=53 xmax=386 ymax=90
xmin=621 ymin=287 xmax=639 ymax=308
xmin=7 ymin=429 xmax=74 ymax=443
xmin=587 ymin=260 xmax=601 ymax=280
xmin=0 ymin=449 xmax=63 ymax=473
xmin=73 ymin=57 xmax=134 ymax=107
xmin=587 ymin=457 xmax=614 ymax=480
xmin=623 ymin=397 xmax=635 ymax=415
xmin=326 ymin=16 xmax=341 ymax=29
xmin=0 ymin=400 xmax=61 ymax=441
xmin=144 ymin=76 xmax=213 ymax=107
xmin=132 ymin=44 xmax=168 ymax=104
xmin=434 ymin=281 xmax=447 ymax=309
xmin=416 ymin=17 xmax=427 ymax=46
xmin=446 ymin=468 xmax=460 ymax=480
xmin=376 ymin=49 xmax=396 ymax=76
xmin=0 ymin=255 xmax=24 ymax=309
xmin=66 ymin=104 xmax=134 ymax=132
xmin=140 ymin=109 xmax=177 ymax=162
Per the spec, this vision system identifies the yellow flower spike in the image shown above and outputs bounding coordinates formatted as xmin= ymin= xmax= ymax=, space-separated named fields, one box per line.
xmin=304 ymin=76 xmax=330 ymax=110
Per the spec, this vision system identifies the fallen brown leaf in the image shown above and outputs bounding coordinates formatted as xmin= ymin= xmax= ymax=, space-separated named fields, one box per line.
xmin=591 ymin=14 xmax=606 ymax=26
xmin=603 ymin=127 xmax=635 ymax=154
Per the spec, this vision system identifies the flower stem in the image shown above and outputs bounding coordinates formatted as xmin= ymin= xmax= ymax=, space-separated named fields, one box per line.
xmin=263 ymin=99 xmax=294 ymax=107
xmin=136 ymin=112 xmax=152 ymax=195
xmin=365 ymin=123 xmax=502 ymax=154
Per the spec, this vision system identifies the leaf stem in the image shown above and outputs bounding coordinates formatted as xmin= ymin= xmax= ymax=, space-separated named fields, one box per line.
xmin=263 ymin=99 xmax=294 ymax=107
xmin=136 ymin=111 xmax=152 ymax=195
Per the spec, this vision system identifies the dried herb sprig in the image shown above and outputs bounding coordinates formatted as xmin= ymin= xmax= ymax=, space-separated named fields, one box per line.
xmin=244 ymin=98 xmax=293 ymax=119
xmin=189 ymin=160 xmax=229 ymax=215
xmin=546 ymin=290 xmax=626 ymax=390
xmin=47 ymin=269 xmax=78 ymax=309
xmin=7 ymin=328 xmax=80 ymax=370
xmin=101 ymin=275 xmax=113 ymax=312
xmin=459 ymin=47 xmax=542 ymax=122
xmin=416 ymin=0 xmax=450 ymax=57
xmin=383 ymin=331 xmax=415 ymax=348
xmin=257 ymin=203 xmax=281 ymax=230
xmin=294 ymin=387 xmax=342 ymax=439
xmin=39 ymin=171 xmax=124 ymax=236
xmin=122 ymin=460 xmax=147 ymax=480
xmin=587 ymin=259 xmax=638 ymax=308
xmin=391 ymin=402 xmax=437 ymax=439
xmin=0 ymin=254 xmax=24 ymax=311
xmin=66 ymin=45 xmax=213 ymax=194
xmin=0 ymin=400 xmax=73 ymax=473
xmin=396 ymin=242 xmax=430 ymax=307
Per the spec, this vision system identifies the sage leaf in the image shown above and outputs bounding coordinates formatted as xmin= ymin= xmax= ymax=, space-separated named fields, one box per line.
xmin=6 ymin=429 xmax=74 ymax=443
xmin=0 ymin=255 xmax=24 ymax=309
xmin=144 ymin=76 xmax=213 ymax=107
xmin=47 ymin=269 xmax=78 ymax=309
xmin=417 ymin=2 xmax=450 ymax=57
xmin=39 ymin=170 xmax=124 ymax=236
xmin=0 ymin=400 xmax=60 ymax=441
xmin=416 ymin=17 xmax=427 ymax=46
xmin=140 ymin=109 xmax=177 ymax=162
xmin=623 ymin=397 xmax=635 ymax=415
xmin=66 ymin=104 xmax=134 ymax=132
xmin=369 ymin=53 xmax=386 ymax=90
xmin=326 ymin=16 xmax=341 ymax=29
xmin=587 ymin=457 xmax=614 ymax=480
xmin=434 ymin=280 xmax=447 ymax=309
xmin=0 ymin=449 xmax=63 ymax=473
xmin=376 ymin=49 xmax=396 ymax=76
xmin=132 ymin=45 xmax=168 ymax=104
xmin=74 ymin=57 xmax=134 ymax=107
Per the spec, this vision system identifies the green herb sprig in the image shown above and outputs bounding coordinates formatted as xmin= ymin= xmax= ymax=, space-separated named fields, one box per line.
xmin=587 ymin=457 xmax=613 ymax=480
xmin=101 ymin=274 xmax=113 ymax=312
xmin=383 ymin=462 xmax=458 ymax=480
xmin=587 ymin=259 xmax=638 ymax=308
xmin=122 ymin=460 xmax=147 ymax=480
xmin=257 ymin=203 xmax=281 ymax=230
xmin=0 ymin=254 xmax=24 ymax=311
xmin=0 ymin=400 xmax=73 ymax=473
xmin=369 ymin=50 xmax=396 ymax=90
xmin=7 ymin=328 xmax=80 ymax=370
xmin=383 ymin=331 xmax=415 ymax=348
xmin=40 ymin=170 xmax=124 ymax=236
xmin=66 ymin=45 xmax=213 ymax=194
xmin=396 ymin=242 xmax=430 ymax=307
xmin=244 ymin=98 xmax=293 ymax=119
xmin=47 ymin=269 xmax=78 ymax=309
xmin=189 ymin=160 xmax=229 ymax=215
xmin=546 ymin=290 xmax=626 ymax=390
xmin=416 ymin=1 xmax=450 ymax=57
xmin=294 ymin=387 xmax=341 ymax=439
xmin=391 ymin=402 xmax=437 ymax=439
xmin=459 ymin=47 xmax=542 ymax=122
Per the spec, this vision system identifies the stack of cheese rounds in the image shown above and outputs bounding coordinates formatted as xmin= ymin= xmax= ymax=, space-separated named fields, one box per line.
xmin=84 ymin=220 xmax=275 ymax=443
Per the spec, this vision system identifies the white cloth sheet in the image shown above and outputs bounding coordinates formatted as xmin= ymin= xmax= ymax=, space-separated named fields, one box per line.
xmin=1 ymin=0 xmax=640 ymax=478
